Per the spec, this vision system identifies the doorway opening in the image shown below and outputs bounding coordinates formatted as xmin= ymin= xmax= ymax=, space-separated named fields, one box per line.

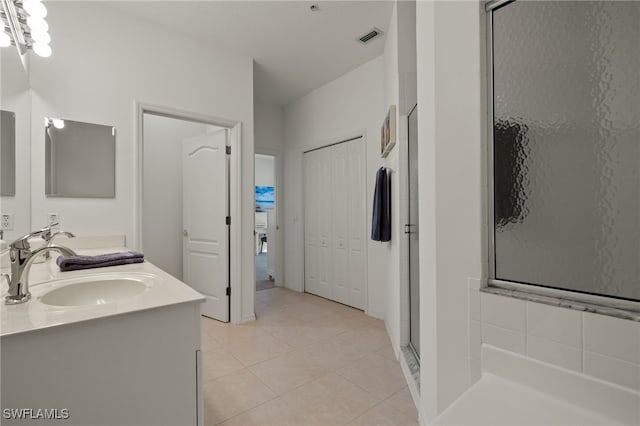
xmin=136 ymin=103 xmax=243 ymax=323
xmin=255 ymin=153 xmax=277 ymax=291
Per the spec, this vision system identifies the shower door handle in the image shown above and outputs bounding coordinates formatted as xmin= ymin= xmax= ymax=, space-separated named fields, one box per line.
xmin=404 ymin=224 xmax=416 ymax=234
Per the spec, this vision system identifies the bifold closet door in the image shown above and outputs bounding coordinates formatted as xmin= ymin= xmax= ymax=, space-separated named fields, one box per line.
xmin=304 ymin=138 xmax=365 ymax=310
xmin=304 ymin=148 xmax=331 ymax=300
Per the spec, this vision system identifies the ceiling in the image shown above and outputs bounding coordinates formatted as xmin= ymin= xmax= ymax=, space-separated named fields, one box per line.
xmin=106 ymin=1 xmax=394 ymax=106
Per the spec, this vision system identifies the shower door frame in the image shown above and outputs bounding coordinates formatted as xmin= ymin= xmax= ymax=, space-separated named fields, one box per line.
xmin=484 ymin=0 xmax=640 ymax=317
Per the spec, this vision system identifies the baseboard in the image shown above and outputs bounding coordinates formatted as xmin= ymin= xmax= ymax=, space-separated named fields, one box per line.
xmin=240 ymin=313 xmax=256 ymax=323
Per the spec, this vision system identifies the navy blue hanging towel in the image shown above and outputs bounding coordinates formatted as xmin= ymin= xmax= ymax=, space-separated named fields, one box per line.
xmin=371 ymin=167 xmax=391 ymax=242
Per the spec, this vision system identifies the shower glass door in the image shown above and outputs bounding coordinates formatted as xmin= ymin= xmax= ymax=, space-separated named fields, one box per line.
xmin=408 ymin=104 xmax=420 ymax=359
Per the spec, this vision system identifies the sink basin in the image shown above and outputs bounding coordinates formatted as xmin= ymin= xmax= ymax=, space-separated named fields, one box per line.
xmin=39 ymin=277 xmax=149 ymax=307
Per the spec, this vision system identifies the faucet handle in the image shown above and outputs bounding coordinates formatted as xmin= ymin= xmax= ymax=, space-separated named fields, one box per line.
xmin=10 ymin=223 xmax=59 ymax=250
xmin=39 ymin=223 xmax=61 ymax=241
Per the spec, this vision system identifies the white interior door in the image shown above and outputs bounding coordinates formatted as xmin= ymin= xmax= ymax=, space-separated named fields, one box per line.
xmin=304 ymin=138 xmax=365 ymax=309
xmin=331 ymin=142 xmax=349 ymax=305
xmin=346 ymin=139 xmax=365 ymax=309
xmin=317 ymin=147 xmax=332 ymax=299
xmin=304 ymin=150 xmax=320 ymax=295
xmin=182 ymin=129 xmax=229 ymax=322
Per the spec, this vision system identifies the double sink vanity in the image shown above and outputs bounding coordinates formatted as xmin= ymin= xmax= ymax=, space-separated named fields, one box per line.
xmin=1 ymin=233 xmax=205 ymax=426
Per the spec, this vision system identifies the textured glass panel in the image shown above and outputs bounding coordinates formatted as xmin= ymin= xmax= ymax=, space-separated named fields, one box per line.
xmin=493 ymin=1 xmax=640 ymax=301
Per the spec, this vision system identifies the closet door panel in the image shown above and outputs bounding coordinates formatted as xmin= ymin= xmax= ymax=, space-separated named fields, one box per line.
xmin=304 ymin=150 xmax=319 ymax=295
xmin=316 ymin=148 xmax=332 ymax=299
xmin=304 ymin=138 xmax=366 ymax=309
xmin=347 ymin=139 xmax=366 ymax=309
xmin=331 ymin=143 xmax=349 ymax=305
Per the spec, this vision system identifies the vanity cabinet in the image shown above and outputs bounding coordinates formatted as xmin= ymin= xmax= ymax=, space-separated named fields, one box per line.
xmin=1 ymin=302 xmax=202 ymax=426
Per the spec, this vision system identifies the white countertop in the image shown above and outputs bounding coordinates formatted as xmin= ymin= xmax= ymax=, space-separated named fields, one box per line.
xmin=1 ymin=246 xmax=205 ymax=338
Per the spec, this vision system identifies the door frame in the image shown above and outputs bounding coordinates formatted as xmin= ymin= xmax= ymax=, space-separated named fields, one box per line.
xmin=254 ymin=148 xmax=283 ymax=288
xmin=134 ymin=101 xmax=243 ymax=324
xmin=406 ymin=103 xmax=420 ymax=360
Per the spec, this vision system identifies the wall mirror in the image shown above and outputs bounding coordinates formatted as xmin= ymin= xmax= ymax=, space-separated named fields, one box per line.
xmin=1 ymin=110 xmax=16 ymax=196
xmin=1 ymin=46 xmax=31 ymax=241
xmin=45 ymin=118 xmax=116 ymax=198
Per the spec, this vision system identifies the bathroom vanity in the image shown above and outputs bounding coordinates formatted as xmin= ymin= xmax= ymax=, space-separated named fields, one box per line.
xmin=0 ymin=237 xmax=205 ymax=426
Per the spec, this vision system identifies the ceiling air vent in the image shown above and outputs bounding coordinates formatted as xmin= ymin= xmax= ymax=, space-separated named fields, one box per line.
xmin=357 ymin=27 xmax=384 ymax=45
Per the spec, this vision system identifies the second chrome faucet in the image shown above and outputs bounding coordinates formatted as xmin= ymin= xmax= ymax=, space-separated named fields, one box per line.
xmin=3 ymin=225 xmax=76 ymax=305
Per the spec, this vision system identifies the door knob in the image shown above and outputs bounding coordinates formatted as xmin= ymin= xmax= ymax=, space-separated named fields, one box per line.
xmin=183 ymin=229 xmax=188 ymax=237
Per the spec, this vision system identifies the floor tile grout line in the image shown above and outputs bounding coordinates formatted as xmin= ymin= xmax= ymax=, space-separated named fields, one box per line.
xmin=217 ymin=368 xmax=337 ymax=425
xmin=382 ymin=386 xmax=419 ymax=420
xmin=203 ymin=288 xmax=400 ymax=426
xmin=334 ymin=369 xmax=389 ymax=405
xmin=205 ymin=369 xmax=278 ymax=425
xmin=349 ymin=398 xmax=416 ymax=425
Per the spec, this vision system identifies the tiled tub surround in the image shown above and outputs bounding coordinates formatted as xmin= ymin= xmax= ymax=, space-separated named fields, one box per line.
xmin=468 ymin=279 xmax=640 ymax=392
xmin=434 ymin=345 xmax=640 ymax=426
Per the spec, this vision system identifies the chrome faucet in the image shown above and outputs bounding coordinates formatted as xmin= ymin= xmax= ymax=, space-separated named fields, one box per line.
xmin=46 ymin=231 xmax=76 ymax=246
xmin=41 ymin=230 xmax=76 ymax=260
xmin=2 ymin=225 xmax=76 ymax=305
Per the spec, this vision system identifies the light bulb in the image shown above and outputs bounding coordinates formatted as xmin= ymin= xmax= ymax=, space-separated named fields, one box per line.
xmin=27 ymin=16 xmax=48 ymax=33
xmin=30 ymin=29 xmax=50 ymax=44
xmin=23 ymin=0 xmax=47 ymax=19
xmin=33 ymin=42 xmax=52 ymax=57
xmin=0 ymin=32 xmax=10 ymax=48
xmin=52 ymin=119 xmax=65 ymax=129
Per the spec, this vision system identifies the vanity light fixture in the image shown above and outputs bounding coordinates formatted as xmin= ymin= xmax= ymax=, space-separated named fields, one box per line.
xmin=0 ymin=0 xmax=52 ymax=57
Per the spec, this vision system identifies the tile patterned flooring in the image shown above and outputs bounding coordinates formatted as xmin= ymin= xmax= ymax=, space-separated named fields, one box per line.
xmin=201 ymin=287 xmax=419 ymax=426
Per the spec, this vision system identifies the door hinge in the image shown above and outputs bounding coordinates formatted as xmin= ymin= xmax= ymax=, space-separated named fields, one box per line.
xmin=226 ymin=146 xmax=231 ymax=155
xmin=226 ymin=216 xmax=231 ymax=225
xmin=226 ymin=287 xmax=231 ymax=296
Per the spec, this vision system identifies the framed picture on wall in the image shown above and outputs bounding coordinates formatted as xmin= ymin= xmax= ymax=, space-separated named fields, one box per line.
xmin=381 ymin=105 xmax=396 ymax=158
xmin=255 ymin=185 xmax=275 ymax=212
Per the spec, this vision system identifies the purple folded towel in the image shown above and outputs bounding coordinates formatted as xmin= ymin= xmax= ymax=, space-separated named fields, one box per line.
xmin=57 ymin=251 xmax=144 ymax=272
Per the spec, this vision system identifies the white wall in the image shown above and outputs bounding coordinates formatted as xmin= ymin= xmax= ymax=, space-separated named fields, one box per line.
xmin=142 ymin=114 xmax=219 ymax=280
xmin=1 ymin=47 xmax=31 ymax=241
xmin=255 ymin=154 xmax=275 ymax=187
xmin=283 ymin=55 xmax=387 ymax=318
xmin=28 ymin=2 xmax=256 ymax=323
xmin=254 ymin=100 xmax=284 ymax=152
xmin=383 ymin=0 xmax=419 ymax=358
xmin=382 ymin=2 xmax=403 ymax=355
xmin=416 ymin=0 xmax=484 ymax=421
